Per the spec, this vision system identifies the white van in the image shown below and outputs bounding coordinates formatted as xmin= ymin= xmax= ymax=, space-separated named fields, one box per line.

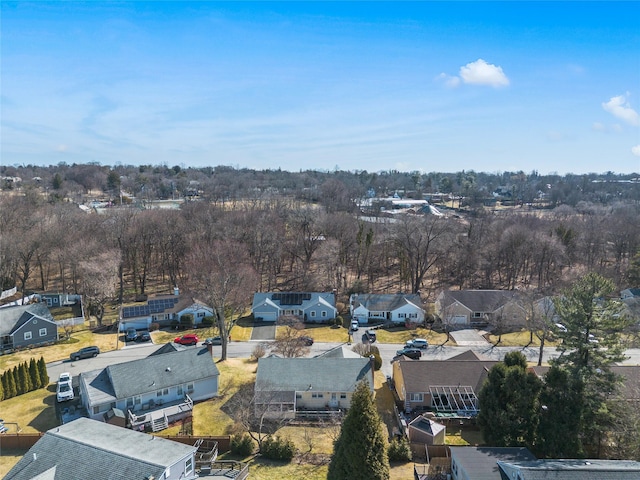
xmin=350 ymin=320 xmax=359 ymax=331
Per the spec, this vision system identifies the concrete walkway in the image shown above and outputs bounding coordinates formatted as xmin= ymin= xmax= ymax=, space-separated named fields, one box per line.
xmin=250 ymin=323 xmax=276 ymax=341
xmin=450 ymin=329 xmax=491 ymax=346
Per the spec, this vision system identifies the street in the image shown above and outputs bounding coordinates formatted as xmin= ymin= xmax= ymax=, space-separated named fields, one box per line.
xmin=47 ymin=340 xmax=640 ymax=382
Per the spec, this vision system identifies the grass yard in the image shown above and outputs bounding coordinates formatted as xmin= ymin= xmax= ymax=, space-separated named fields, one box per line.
xmin=0 ymin=385 xmax=58 ymax=433
xmin=445 ymin=425 xmax=484 ymax=446
xmin=373 ymin=327 xmax=449 ymax=346
xmin=0 ymin=328 xmax=118 ymax=372
xmin=486 ymin=330 xmax=560 ymax=347
xmin=0 ymin=450 xmax=26 ymax=478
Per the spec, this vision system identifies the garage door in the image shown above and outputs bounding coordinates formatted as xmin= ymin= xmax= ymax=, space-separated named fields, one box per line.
xmin=451 ymin=315 xmax=467 ymax=324
xmin=256 ymin=311 xmax=277 ymax=322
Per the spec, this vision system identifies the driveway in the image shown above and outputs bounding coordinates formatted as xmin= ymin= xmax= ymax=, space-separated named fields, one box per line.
xmin=450 ymin=329 xmax=491 ymax=346
xmin=251 ymin=323 xmax=276 ymax=341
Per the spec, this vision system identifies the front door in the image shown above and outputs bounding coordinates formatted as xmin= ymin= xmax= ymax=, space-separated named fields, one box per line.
xmin=329 ymin=393 xmax=338 ymax=408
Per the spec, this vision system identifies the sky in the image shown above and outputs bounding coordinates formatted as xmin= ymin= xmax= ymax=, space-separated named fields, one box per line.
xmin=1 ymin=1 xmax=639 ymax=175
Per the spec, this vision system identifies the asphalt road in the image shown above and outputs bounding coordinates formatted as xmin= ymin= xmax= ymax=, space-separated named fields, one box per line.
xmin=47 ymin=340 xmax=640 ymax=382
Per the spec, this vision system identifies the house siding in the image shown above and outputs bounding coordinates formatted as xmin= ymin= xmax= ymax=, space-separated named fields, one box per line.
xmin=391 ymin=303 xmax=425 ymax=323
xmin=11 ymin=317 xmax=57 ymax=349
xmin=303 ymin=303 xmax=336 ymax=323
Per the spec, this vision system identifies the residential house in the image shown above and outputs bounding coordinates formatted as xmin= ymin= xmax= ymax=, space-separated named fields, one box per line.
xmin=349 ymin=293 xmax=425 ymax=325
xmin=79 ymin=345 xmax=219 ymax=432
xmin=119 ymin=289 xmax=214 ymax=331
xmin=0 ymin=303 xmax=58 ymax=352
xmin=621 ymin=288 xmax=640 ymax=300
xmin=496 ymin=459 xmax=640 ymax=480
xmin=392 ymin=350 xmax=497 ymax=414
xmin=435 ymin=289 xmax=525 ymax=328
xmin=5 ymin=417 xmax=200 ymax=480
xmin=406 ymin=414 xmax=446 ymax=445
xmin=621 ymin=288 xmax=640 ymax=323
xmin=251 ymin=292 xmax=337 ymax=323
xmin=37 ymin=292 xmax=82 ymax=309
xmin=254 ymin=354 xmax=374 ymax=419
xmin=449 ymin=447 xmax=536 ymax=480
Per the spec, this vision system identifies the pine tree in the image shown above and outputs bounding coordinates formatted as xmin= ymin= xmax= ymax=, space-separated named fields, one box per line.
xmin=14 ymin=366 xmax=23 ymax=395
xmin=0 ymin=371 xmax=4 ymax=401
xmin=6 ymin=368 xmax=17 ymax=398
xmin=38 ymin=357 xmax=49 ymax=387
xmin=328 ymin=380 xmax=390 ymax=480
xmin=478 ymin=351 xmax=542 ymax=448
xmin=29 ymin=357 xmax=41 ymax=390
xmin=22 ymin=361 xmax=32 ymax=393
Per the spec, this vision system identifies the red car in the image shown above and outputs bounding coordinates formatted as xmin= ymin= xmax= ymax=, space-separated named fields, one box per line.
xmin=174 ymin=334 xmax=199 ymax=346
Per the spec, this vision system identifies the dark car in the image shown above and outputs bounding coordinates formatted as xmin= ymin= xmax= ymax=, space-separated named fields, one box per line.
xmin=298 ymin=336 xmax=314 ymax=346
xmin=365 ymin=330 xmax=377 ymax=343
xmin=134 ymin=331 xmax=151 ymax=342
xmin=70 ymin=346 xmax=100 ymax=361
xmin=395 ymin=347 xmax=422 ymax=360
xmin=125 ymin=327 xmax=138 ymax=342
xmin=204 ymin=336 xmax=222 ymax=346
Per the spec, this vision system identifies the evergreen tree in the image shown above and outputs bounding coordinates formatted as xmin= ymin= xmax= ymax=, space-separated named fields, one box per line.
xmin=478 ymin=351 xmax=542 ymax=448
xmin=29 ymin=357 xmax=41 ymax=390
xmin=22 ymin=361 xmax=33 ymax=393
xmin=6 ymin=368 xmax=17 ymax=398
xmin=0 ymin=371 xmax=3 ymax=401
xmin=552 ymin=273 xmax=633 ymax=454
xmin=38 ymin=357 xmax=49 ymax=387
xmin=328 ymin=380 xmax=390 ymax=480
xmin=14 ymin=366 xmax=23 ymax=395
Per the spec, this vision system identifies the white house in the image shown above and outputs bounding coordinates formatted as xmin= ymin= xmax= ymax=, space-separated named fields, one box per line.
xmin=251 ymin=292 xmax=337 ymax=323
xmin=119 ymin=290 xmax=214 ymax=331
xmin=349 ymin=293 xmax=425 ymax=325
xmin=79 ymin=345 xmax=219 ymax=432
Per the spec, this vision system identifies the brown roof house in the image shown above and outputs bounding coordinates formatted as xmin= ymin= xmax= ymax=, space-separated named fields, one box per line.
xmin=392 ymin=350 xmax=497 ymax=414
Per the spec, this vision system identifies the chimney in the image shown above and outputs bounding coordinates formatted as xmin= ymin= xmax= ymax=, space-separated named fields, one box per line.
xmin=207 ymin=343 xmax=213 ymax=357
xmin=173 ymin=286 xmax=179 ymax=296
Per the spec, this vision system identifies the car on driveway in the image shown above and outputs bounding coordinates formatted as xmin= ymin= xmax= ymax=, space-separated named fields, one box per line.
xmin=204 ymin=336 xmax=222 ymax=346
xmin=395 ymin=347 xmax=422 ymax=360
xmin=174 ymin=334 xmax=199 ymax=346
xmin=70 ymin=346 xmax=100 ymax=361
xmin=298 ymin=335 xmax=314 ymax=346
xmin=56 ymin=372 xmax=74 ymax=402
xmin=125 ymin=327 xmax=138 ymax=342
xmin=350 ymin=320 xmax=360 ymax=331
xmin=365 ymin=330 xmax=377 ymax=343
xmin=58 ymin=372 xmax=72 ymax=384
xmin=134 ymin=330 xmax=151 ymax=342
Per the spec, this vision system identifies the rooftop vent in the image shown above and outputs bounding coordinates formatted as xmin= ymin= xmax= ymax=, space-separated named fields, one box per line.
xmin=165 ymin=367 xmax=171 ymax=372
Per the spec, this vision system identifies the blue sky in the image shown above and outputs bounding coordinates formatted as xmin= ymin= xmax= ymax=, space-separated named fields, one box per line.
xmin=2 ymin=1 xmax=639 ymax=174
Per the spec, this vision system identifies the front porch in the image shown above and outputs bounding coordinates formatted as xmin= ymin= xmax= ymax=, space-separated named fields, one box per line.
xmin=128 ymin=395 xmax=194 ymax=432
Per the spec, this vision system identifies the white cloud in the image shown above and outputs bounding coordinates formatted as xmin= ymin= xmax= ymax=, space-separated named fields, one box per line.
xmin=632 ymin=145 xmax=640 ymax=157
xmin=459 ymin=59 xmax=510 ymax=87
xmin=602 ymin=94 xmax=639 ymax=126
xmin=435 ymin=72 xmax=461 ymax=88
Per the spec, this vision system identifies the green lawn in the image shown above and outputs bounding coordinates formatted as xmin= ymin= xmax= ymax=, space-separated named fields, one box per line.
xmin=486 ymin=330 xmax=560 ymax=347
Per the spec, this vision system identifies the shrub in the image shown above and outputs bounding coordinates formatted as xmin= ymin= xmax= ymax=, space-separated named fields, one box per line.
xmin=261 ymin=435 xmax=296 ymax=461
xmin=149 ymin=323 xmax=159 ymax=332
xmin=334 ymin=316 xmax=343 ymax=327
xmin=230 ymin=433 xmax=255 ymax=457
xmin=388 ymin=436 xmax=412 ymax=462
xmin=251 ymin=343 xmax=267 ymax=361
xmin=170 ymin=319 xmax=179 ymax=330
xmin=201 ymin=316 xmax=215 ymax=327
xmin=180 ymin=314 xmax=194 ymax=329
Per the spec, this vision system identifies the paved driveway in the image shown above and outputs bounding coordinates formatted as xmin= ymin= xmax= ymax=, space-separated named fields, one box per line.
xmin=450 ymin=329 xmax=490 ymax=346
xmin=251 ymin=323 xmax=276 ymax=341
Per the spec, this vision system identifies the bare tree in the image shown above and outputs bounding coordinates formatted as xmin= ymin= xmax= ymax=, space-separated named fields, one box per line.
xmin=186 ymin=240 xmax=258 ymax=361
xmin=79 ymin=249 xmax=120 ymax=327
xmin=271 ymin=317 xmax=310 ymax=358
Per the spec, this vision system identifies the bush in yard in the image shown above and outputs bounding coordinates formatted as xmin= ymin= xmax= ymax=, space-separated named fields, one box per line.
xmin=388 ymin=436 xmax=412 ymax=462
xmin=201 ymin=316 xmax=215 ymax=327
xmin=180 ymin=313 xmax=194 ymax=329
xmin=149 ymin=322 xmax=159 ymax=332
xmin=334 ymin=315 xmax=343 ymax=327
xmin=230 ymin=433 xmax=255 ymax=457
xmin=170 ymin=319 xmax=179 ymax=330
xmin=251 ymin=343 xmax=267 ymax=361
xmin=261 ymin=435 xmax=296 ymax=461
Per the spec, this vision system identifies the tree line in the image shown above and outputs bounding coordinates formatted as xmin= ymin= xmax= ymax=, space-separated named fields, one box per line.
xmin=1 ymin=357 xmax=49 ymax=401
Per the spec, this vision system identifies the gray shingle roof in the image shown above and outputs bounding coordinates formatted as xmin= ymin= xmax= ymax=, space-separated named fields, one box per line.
xmin=252 ymin=292 xmax=336 ymax=310
xmin=256 ymin=356 xmax=372 ymax=393
xmin=498 ymin=459 xmax=640 ymax=480
xmin=351 ymin=293 xmax=423 ymax=312
xmin=5 ymin=417 xmax=196 ymax=480
xmin=450 ymin=447 xmax=536 ymax=480
xmin=81 ymin=346 xmax=219 ymax=403
xmin=0 ymin=303 xmax=54 ymax=336
xmin=396 ymin=357 xmax=498 ymax=394
xmin=440 ymin=290 xmax=519 ymax=312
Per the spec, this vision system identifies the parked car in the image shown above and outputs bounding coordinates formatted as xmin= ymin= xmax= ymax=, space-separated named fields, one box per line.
xmin=350 ymin=320 xmax=360 ymax=331
xmin=56 ymin=380 xmax=74 ymax=402
xmin=406 ymin=338 xmax=428 ymax=349
xmin=298 ymin=335 xmax=314 ymax=346
xmin=395 ymin=347 xmax=422 ymax=360
xmin=204 ymin=336 xmax=222 ymax=346
xmin=174 ymin=334 xmax=199 ymax=346
xmin=365 ymin=330 xmax=377 ymax=343
xmin=134 ymin=330 xmax=151 ymax=342
xmin=58 ymin=372 xmax=72 ymax=384
xmin=70 ymin=346 xmax=100 ymax=361
xmin=125 ymin=327 xmax=138 ymax=342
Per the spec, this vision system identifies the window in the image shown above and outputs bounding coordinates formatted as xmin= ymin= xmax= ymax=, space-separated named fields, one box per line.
xmin=473 ymin=312 xmax=483 ymax=318
xmin=134 ymin=396 xmax=141 ymax=405
xmin=46 ymin=298 xmax=52 ymax=306
xmin=93 ymin=406 xmax=100 ymax=415
xmin=197 ymin=312 xmax=205 ymax=318
xmin=398 ymin=313 xmax=406 ymax=319
xmin=340 ymin=393 xmax=347 ymax=399
xmin=185 ymin=458 xmax=193 ymax=476
xmin=296 ymin=393 xmax=302 ymax=399
xmin=321 ymin=311 xmax=327 ymax=317
xmin=312 ymin=393 xmax=324 ymax=399
xmin=39 ymin=328 xmax=47 ymax=337
xmin=177 ymin=385 xmax=184 ymax=396
xmin=409 ymin=313 xmax=418 ymax=319
xmin=126 ymin=397 xmax=134 ymax=408
xmin=157 ymin=388 xmax=169 ymax=397
xmin=409 ymin=393 xmax=423 ymax=402
xmin=310 ymin=311 xmax=316 ymax=317
xmin=187 ymin=383 xmax=194 ymax=393
xmin=24 ymin=331 xmax=32 ymax=340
